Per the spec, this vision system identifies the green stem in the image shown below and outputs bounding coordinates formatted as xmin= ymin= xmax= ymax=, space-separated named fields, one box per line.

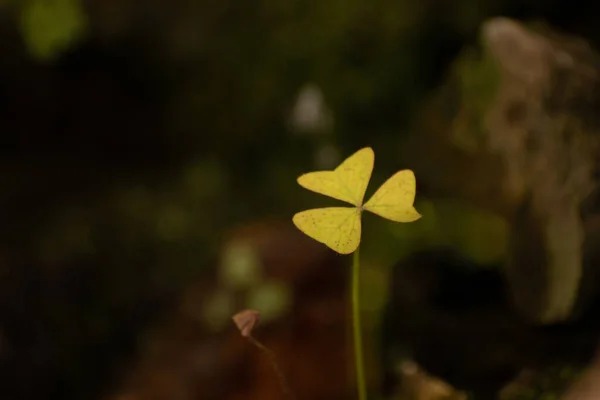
xmin=352 ymin=246 xmax=367 ymax=400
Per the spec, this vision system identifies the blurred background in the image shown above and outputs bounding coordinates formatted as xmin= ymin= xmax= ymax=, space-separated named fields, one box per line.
xmin=2 ymin=0 xmax=600 ymax=399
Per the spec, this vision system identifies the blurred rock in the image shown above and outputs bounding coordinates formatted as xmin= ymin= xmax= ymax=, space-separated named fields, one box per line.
xmin=500 ymin=364 xmax=581 ymax=400
xmin=483 ymin=17 xmax=600 ymax=325
xmin=393 ymin=360 xmax=467 ymax=400
xmin=408 ymin=17 xmax=600 ymax=324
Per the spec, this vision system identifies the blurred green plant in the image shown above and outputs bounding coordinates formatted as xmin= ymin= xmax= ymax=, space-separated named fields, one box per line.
xmin=220 ymin=241 xmax=262 ymax=289
xmin=202 ymin=239 xmax=292 ymax=332
xmin=18 ymin=0 xmax=87 ymax=61
xmin=374 ymin=198 xmax=508 ymax=266
xmin=247 ymin=281 xmax=291 ymax=320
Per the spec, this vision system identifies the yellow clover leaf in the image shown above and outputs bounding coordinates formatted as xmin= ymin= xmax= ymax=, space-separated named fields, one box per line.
xmin=293 ymin=147 xmax=421 ymax=254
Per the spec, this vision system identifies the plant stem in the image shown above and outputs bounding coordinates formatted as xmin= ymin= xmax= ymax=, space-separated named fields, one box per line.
xmin=248 ymin=335 xmax=295 ymax=399
xmin=352 ymin=246 xmax=367 ymax=400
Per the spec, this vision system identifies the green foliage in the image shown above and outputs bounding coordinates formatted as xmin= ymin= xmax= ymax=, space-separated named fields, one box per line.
xmin=202 ymin=239 xmax=292 ymax=332
xmin=362 ymin=198 xmax=508 ymax=267
xmin=220 ymin=241 xmax=262 ymax=289
xmin=247 ymin=281 xmax=291 ymax=320
xmin=19 ymin=0 xmax=87 ymax=61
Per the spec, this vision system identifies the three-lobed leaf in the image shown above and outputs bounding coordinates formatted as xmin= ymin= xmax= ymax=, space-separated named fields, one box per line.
xmin=293 ymin=147 xmax=420 ymax=254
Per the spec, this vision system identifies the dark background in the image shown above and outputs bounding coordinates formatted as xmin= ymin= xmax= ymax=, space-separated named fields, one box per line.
xmin=1 ymin=0 xmax=600 ymax=399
